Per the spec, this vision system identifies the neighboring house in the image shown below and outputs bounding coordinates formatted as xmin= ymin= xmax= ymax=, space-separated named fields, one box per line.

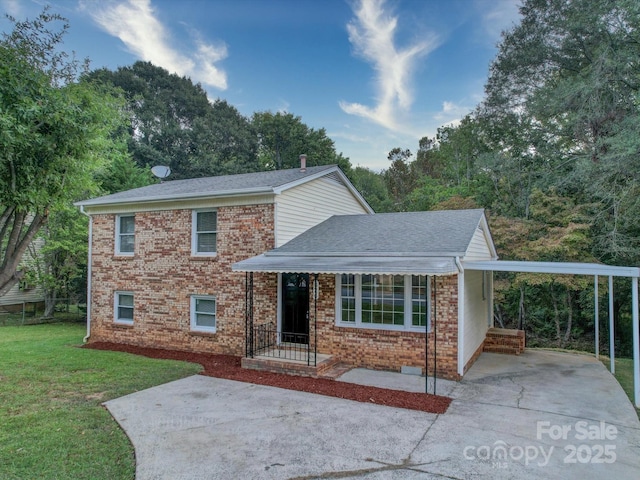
xmin=76 ymin=163 xmax=503 ymax=380
xmin=0 ymin=237 xmax=45 ymax=312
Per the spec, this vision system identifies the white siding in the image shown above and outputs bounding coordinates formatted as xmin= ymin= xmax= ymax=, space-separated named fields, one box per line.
xmin=463 ymin=270 xmax=489 ymax=365
xmin=465 ymin=227 xmax=493 ymax=260
xmin=275 ymin=176 xmax=370 ymax=247
xmin=0 ymin=282 xmax=45 ymax=307
xmin=0 ymin=238 xmax=45 ymax=307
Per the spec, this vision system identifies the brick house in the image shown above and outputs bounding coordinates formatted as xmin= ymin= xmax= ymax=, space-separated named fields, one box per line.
xmin=76 ymin=163 xmax=503 ymax=380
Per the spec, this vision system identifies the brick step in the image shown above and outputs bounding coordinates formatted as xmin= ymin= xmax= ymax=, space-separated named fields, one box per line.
xmin=483 ymin=327 xmax=525 ymax=355
xmin=483 ymin=345 xmax=523 ymax=355
xmin=318 ymin=361 xmax=353 ymax=379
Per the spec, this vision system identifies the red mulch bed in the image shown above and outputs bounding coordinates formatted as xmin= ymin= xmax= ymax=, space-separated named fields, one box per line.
xmin=85 ymin=342 xmax=451 ymax=414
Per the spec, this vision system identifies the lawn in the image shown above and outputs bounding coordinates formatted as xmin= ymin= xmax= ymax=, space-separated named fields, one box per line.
xmin=604 ymin=356 xmax=640 ymax=419
xmin=0 ymin=323 xmax=202 ymax=480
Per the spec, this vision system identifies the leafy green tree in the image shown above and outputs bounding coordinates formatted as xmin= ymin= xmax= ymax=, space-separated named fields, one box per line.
xmin=480 ymin=0 xmax=640 ymax=262
xmin=348 ymin=166 xmax=393 ymax=212
xmin=0 ymin=9 xmax=128 ymax=296
xmin=31 ymin=206 xmax=88 ymax=316
xmin=252 ymin=111 xmax=351 ymax=172
xmin=88 ymin=62 xmax=259 ymax=179
xmin=383 ymin=148 xmax=417 ymax=211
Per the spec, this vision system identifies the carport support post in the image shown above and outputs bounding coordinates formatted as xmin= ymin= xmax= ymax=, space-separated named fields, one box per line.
xmin=594 ymin=275 xmax=599 ymax=359
xmin=632 ymin=276 xmax=639 ymax=408
xmin=609 ymin=276 xmax=615 ymax=374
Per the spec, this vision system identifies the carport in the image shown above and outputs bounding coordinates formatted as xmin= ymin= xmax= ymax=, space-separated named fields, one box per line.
xmin=463 ymin=260 xmax=640 ymax=407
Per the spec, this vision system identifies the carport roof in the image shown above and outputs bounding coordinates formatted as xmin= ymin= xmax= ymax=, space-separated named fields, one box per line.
xmin=462 ymin=260 xmax=640 ymax=278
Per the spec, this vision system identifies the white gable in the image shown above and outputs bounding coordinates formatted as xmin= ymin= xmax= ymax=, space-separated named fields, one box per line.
xmin=275 ymin=175 xmax=371 ymax=247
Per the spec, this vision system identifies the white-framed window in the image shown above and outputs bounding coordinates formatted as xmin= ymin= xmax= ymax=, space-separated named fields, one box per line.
xmin=114 ymin=292 xmax=134 ymax=324
xmin=192 ymin=210 xmax=217 ymax=256
xmin=335 ymin=274 xmax=430 ymax=331
xmin=115 ymin=214 xmax=135 ymax=255
xmin=190 ymin=295 xmax=217 ymax=333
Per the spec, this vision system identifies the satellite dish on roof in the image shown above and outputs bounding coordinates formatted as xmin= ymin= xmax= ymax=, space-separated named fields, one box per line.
xmin=151 ymin=165 xmax=171 ymax=180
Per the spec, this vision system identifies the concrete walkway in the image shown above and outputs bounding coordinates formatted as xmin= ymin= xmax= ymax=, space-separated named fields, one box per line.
xmin=105 ymin=350 xmax=640 ymax=479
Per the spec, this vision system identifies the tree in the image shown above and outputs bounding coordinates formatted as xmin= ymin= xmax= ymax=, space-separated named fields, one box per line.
xmin=88 ymin=62 xmax=259 ymax=179
xmin=383 ymin=148 xmax=417 ymax=210
xmin=252 ymin=111 xmax=351 ymax=172
xmin=31 ymin=205 xmax=88 ymax=317
xmin=348 ymin=166 xmax=393 ymax=212
xmin=0 ymin=9 xmax=128 ymax=296
xmin=480 ymin=0 xmax=640 ymax=262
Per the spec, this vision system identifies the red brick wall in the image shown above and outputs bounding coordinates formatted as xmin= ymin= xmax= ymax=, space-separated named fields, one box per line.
xmin=89 ymin=205 xmax=464 ymax=380
xmin=311 ymin=274 xmax=461 ymax=380
xmin=88 ymin=205 xmax=277 ymax=355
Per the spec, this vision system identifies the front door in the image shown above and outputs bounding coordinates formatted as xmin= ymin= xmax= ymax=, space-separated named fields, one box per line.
xmin=281 ymin=273 xmax=309 ymax=344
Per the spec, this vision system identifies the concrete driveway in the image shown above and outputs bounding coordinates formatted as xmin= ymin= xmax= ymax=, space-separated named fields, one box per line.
xmin=105 ymin=350 xmax=640 ymax=479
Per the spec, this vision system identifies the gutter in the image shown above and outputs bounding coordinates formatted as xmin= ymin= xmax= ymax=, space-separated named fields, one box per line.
xmin=74 ymin=186 xmax=274 ymax=208
xmin=455 ymin=256 xmax=464 ymax=273
xmin=79 ymin=205 xmax=92 ymax=343
xmin=455 ymin=256 xmax=465 ymax=378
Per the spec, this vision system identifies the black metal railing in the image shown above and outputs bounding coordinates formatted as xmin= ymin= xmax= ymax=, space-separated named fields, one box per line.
xmin=251 ymin=323 xmax=314 ymax=365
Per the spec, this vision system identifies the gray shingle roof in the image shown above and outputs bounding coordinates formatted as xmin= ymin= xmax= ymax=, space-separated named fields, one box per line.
xmin=76 ymin=165 xmax=338 ymax=207
xmin=269 ymin=209 xmax=486 ymax=257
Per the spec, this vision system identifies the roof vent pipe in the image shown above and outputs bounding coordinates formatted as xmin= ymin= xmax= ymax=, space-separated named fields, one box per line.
xmin=300 ymin=154 xmax=307 ymax=173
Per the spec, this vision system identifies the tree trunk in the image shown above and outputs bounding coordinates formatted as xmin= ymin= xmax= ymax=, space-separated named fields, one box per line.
xmin=562 ymin=290 xmax=573 ymax=348
xmin=0 ymin=212 xmax=46 ymax=296
xmin=494 ymin=304 xmax=505 ymax=328
xmin=552 ymin=292 xmax=562 ymax=348
xmin=518 ymin=286 xmax=525 ymax=330
xmin=43 ymin=291 xmax=56 ymax=318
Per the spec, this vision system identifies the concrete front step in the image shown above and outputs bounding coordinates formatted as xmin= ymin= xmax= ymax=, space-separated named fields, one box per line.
xmin=241 ymin=353 xmax=341 ymax=378
xmin=318 ymin=361 xmax=353 ymax=380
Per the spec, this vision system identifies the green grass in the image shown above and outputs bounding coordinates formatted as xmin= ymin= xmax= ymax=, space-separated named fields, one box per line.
xmin=602 ymin=356 xmax=640 ymax=420
xmin=0 ymin=323 xmax=202 ymax=480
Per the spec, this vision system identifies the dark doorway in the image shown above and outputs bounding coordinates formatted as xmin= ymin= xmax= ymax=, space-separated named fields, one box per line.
xmin=281 ymin=273 xmax=309 ymax=344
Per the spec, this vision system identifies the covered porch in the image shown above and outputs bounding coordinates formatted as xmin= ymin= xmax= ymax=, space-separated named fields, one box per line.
xmin=234 ymin=257 xmax=466 ymax=381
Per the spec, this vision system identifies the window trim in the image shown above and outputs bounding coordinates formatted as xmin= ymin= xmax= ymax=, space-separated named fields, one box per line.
xmin=115 ymin=214 xmax=135 ymax=256
xmin=190 ymin=295 xmax=217 ymax=333
xmin=191 ymin=209 xmax=217 ymax=257
xmin=335 ymin=274 xmax=430 ymax=332
xmin=114 ymin=291 xmax=134 ymax=325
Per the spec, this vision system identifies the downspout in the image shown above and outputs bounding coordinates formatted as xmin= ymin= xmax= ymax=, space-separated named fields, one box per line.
xmin=455 ymin=256 xmax=465 ymax=378
xmin=79 ymin=206 xmax=92 ymax=343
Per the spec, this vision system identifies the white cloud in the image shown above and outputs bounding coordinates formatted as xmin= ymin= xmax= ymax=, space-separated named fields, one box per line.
xmin=477 ymin=0 xmax=522 ymax=40
xmin=82 ymin=0 xmax=227 ymax=90
xmin=1 ymin=0 xmax=22 ymax=17
xmin=276 ymin=99 xmax=290 ymax=114
xmin=434 ymin=100 xmax=471 ymax=124
xmin=339 ymin=0 xmax=439 ymax=131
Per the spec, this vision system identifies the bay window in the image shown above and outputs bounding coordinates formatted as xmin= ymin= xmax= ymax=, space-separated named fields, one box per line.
xmin=336 ymin=274 xmax=430 ymax=331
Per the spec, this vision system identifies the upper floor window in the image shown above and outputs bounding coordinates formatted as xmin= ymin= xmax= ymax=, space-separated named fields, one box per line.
xmin=336 ymin=274 xmax=430 ymax=331
xmin=192 ymin=210 xmax=217 ymax=255
xmin=114 ymin=291 xmax=134 ymax=324
xmin=116 ymin=214 xmax=135 ymax=255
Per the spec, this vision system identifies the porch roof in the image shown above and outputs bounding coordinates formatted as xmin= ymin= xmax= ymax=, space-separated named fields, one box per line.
xmin=232 ymin=254 xmax=459 ymax=275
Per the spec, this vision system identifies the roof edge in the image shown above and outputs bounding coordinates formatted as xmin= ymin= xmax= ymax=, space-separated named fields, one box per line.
xmin=74 ymin=186 xmax=274 ymax=208
xmin=265 ymin=251 xmax=467 ymax=257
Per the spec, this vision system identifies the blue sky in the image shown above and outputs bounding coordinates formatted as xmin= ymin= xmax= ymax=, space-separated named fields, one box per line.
xmin=1 ymin=0 xmax=521 ymax=171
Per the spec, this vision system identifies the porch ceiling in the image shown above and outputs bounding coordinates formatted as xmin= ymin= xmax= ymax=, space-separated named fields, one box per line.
xmin=232 ymin=254 xmax=459 ymax=275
